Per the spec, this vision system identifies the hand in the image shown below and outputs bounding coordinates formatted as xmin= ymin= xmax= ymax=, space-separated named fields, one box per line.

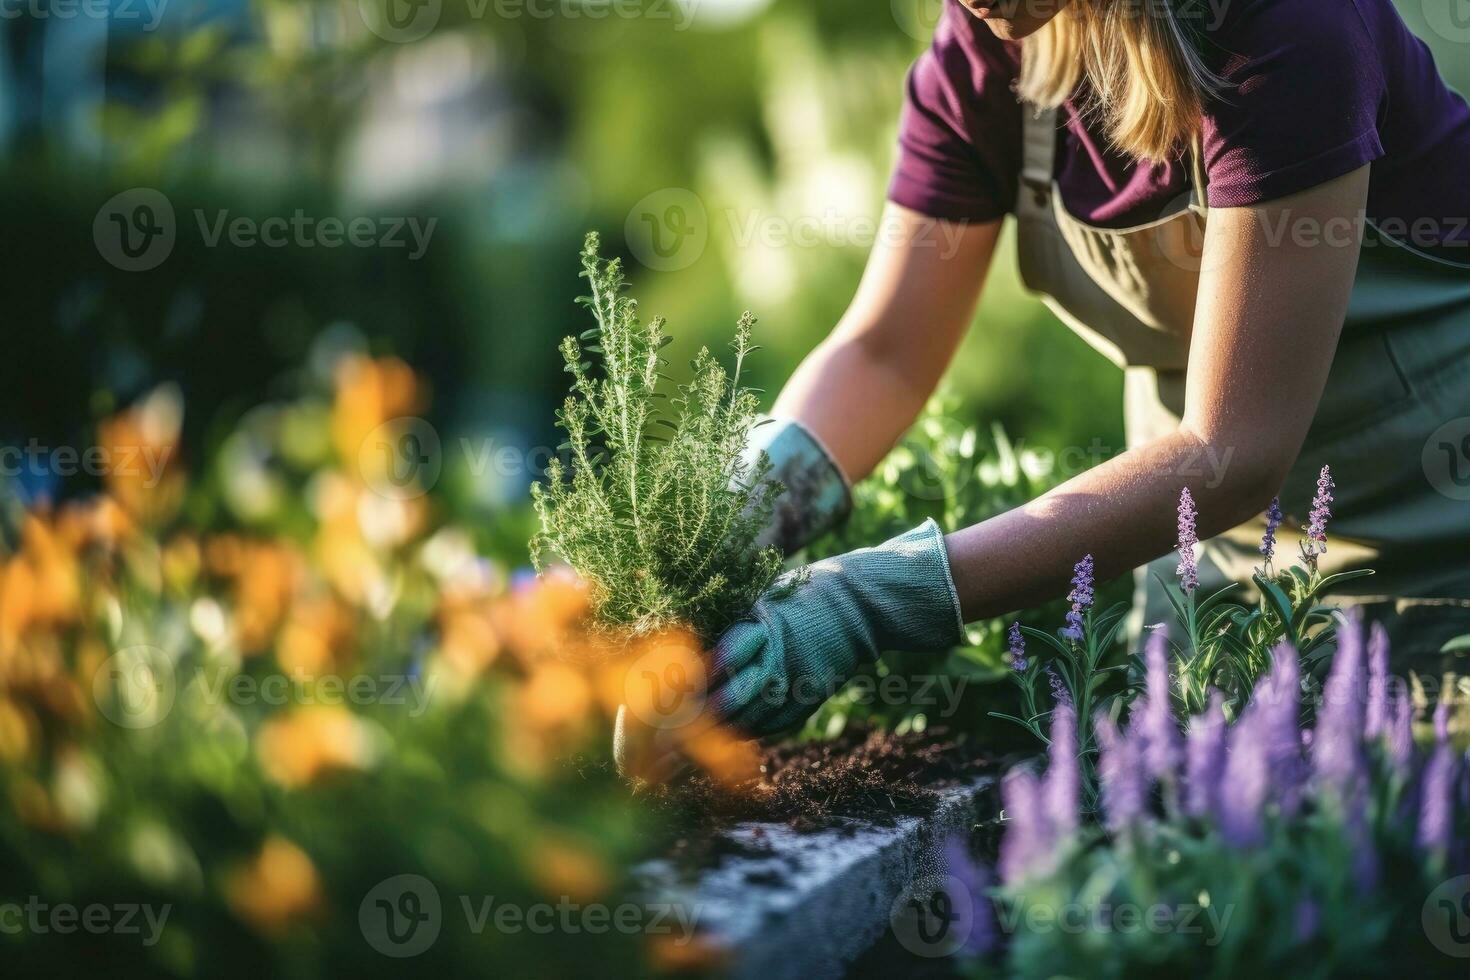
xmin=707 ymin=519 xmax=965 ymax=735
xmin=741 ymin=417 xmax=852 ymax=554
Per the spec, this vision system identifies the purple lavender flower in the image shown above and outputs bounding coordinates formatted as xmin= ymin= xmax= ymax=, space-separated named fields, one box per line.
xmin=1185 ymin=691 xmax=1227 ymax=818
xmin=1261 ymin=642 xmax=1306 ymax=813
xmin=1293 ymin=900 xmax=1320 ymax=942
xmin=1364 ymin=622 xmax=1391 ymax=741
xmin=1312 ymin=613 xmax=1368 ymax=798
xmin=943 ymin=834 xmax=996 ymax=955
xmin=1387 ymin=690 xmax=1415 ymax=772
xmin=1301 ymin=465 xmax=1334 ymax=569
xmin=1219 ymin=703 xmax=1271 ymax=848
xmin=1097 ymin=713 xmax=1147 ymax=833
xmin=1044 ymin=702 xmax=1080 ymax=837
xmin=1176 ymin=488 xmax=1199 ymax=593
xmin=1060 ymin=554 xmax=1095 ymax=642
xmin=1260 ymin=496 xmax=1283 ymax=565
xmin=998 ymin=769 xmax=1053 ymax=883
xmin=1419 ymin=711 xmax=1457 ymax=855
xmin=1140 ymin=629 xmax=1183 ymax=782
xmin=1008 ymin=621 xmax=1028 ymax=672
xmin=1046 ymin=666 xmax=1072 ymax=708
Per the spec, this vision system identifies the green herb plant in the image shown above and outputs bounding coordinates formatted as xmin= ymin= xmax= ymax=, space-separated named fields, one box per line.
xmin=532 ymin=233 xmax=788 ymax=646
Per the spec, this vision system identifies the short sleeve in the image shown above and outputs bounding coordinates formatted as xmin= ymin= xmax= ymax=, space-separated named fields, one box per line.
xmin=1201 ymin=0 xmax=1386 ymax=207
xmin=886 ymin=3 xmax=1022 ymax=223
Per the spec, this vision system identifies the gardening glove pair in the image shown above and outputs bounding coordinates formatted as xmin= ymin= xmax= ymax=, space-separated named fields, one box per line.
xmin=742 ymin=416 xmax=852 ymax=555
xmin=707 ymin=519 xmax=965 ymax=735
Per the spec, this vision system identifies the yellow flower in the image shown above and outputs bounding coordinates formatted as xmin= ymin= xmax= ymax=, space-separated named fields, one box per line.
xmin=225 ymin=837 xmax=324 ymax=937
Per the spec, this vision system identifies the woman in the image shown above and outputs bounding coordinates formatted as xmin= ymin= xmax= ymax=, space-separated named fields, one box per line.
xmin=704 ymin=0 xmax=1470 ymax=735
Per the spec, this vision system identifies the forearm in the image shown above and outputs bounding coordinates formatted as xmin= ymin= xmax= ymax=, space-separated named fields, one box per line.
xmin=944 ymin=426 xmax=1280 ymax=621
xmin=769 ymin=207 xmax=1000 ymax=484
xmin=771 ymin=333 xmax=938 ymax=483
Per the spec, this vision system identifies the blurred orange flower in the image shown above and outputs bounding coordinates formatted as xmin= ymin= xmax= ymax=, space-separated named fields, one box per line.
xmin=225 ymin=836 xmax=325 ymax=936
xmin=526 ymin=833 xmax=610 ymax=902
xmin=97 ymin=385 xmax=184 ymax=524
xmin=256 ymin=706 xmax=375 ymax=788
xmin=331 ymin=355 xmax=421 ymax=475
xmin=518 ymin=661 xmax=592 ymax=732
xmin=277 ymin=594 xmax=356 ymax=679
xmin=207 ymin=536 xmax=305 ymax=654
xmin=491 ymin=571 xmax=591 ymax=664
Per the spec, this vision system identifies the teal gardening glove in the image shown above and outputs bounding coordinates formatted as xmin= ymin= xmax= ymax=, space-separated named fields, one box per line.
xmin=707 ymin=519 xmax=965 ymax=735
xmin=743 ymin=416 xmax=853 ymax=554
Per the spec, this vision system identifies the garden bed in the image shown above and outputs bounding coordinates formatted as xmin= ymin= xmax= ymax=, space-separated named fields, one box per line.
xmin=634 ymin=728 xmax=1001 ymax=979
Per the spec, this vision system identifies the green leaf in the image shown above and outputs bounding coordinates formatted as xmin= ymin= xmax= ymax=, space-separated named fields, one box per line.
xmin=1253 ymin=574 xmax=1297 ymax=642
xmin=1441 ymin=633 xmax=1470 ymax=654
xmin=1019 ymin=625 xmax=1074 ymax=659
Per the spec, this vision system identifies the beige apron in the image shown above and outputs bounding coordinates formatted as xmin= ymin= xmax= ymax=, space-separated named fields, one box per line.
xmin=1014 ymin=106 xmax=1470 ymax=672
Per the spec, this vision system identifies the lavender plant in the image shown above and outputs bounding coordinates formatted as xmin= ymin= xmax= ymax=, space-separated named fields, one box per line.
xmin=991 ymin=554 xmax=1131 ymax=796
xmin=531 ymin=233 xmax=787 ymax=644
xmin=997 ymin=465 xmax=1382 ymax=799
xmin=966 ymin=615 xmax=1467 ymax=976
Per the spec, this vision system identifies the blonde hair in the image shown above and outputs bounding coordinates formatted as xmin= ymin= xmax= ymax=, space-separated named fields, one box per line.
xmin=1019 ymin=0 xmax=1222 ymax=162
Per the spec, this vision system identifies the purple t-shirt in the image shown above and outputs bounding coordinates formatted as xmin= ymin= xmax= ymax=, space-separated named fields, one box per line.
xmin=888 ymin=0 xmax=1470 ymax=250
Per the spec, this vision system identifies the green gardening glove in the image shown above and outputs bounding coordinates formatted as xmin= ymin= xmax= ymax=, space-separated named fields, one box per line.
xmin=706 ymin=519 xmax=965 ymax=735
xmin=743 ymin=416 xmax=852 ymax=555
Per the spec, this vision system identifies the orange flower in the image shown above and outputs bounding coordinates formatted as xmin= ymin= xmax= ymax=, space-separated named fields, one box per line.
xmin=677 ymin=725 xmax=761 ymax=788
xmin=97 ymin=385 xmax=184 ymax=524
xmin=526 ymin=834 xmax=610 ymax=902
xmin=0 ymin=698 xmax=37 ymax=764
xmin=438 ymin=606 xmax=501 ymax=677
xmin=331 ymin=355 xmax=421 ymax=474
xmin=208 ymin=538 xmax=304 ymax=654
xmin=647 ymin=933 xmax=730 ymax=974
xmin=225 ymin=837 xmax=325 ymax=936
xmin=277 ymin=594 xmax=356 ymax=679
xmin=490 ymin=571 xmax=591 ymax=664
xmin=256 ymin=706 xmax=374 ymax=788
xmin=518 ymin=661 xmax=593 ymax=732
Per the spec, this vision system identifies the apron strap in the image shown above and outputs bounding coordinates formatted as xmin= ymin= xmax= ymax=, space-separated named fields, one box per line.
xmin=1189 ymin=132 xmax=1209 ymax=212
xmin=1019 ymin=101 xmax=1210 ymax=215
xmin=1018 ymin=104 xmax=1059 ymax=216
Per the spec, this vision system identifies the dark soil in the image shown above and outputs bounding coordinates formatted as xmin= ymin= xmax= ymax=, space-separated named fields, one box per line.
xmin=648 ymin=725 xmax=994 ymax=874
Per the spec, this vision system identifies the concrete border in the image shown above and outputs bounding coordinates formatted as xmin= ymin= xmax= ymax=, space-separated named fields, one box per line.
xmin=635 ymin=777 xmax=994 ymax=979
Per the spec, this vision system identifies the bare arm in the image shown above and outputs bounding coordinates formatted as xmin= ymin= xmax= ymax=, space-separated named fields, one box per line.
xmin=945 ymin=167 xmax=1371 ymax=620
xmin=772 ymin=203 xmax=1004 ymax=481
